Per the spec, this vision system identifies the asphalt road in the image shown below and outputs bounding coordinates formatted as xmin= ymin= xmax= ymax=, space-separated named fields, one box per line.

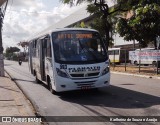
xmin=4 ymin=60 xmax=160 ymax=125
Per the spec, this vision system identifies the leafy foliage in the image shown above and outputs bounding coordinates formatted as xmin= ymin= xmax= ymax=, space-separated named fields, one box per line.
xmin=6 ymin=47 xmax=20 ymax=53
xmin=17 ymin=41 xmax=29 ymax=57
xmin=5 ymin=47 xmax=20 ymax=60
xmin=116 ymin=1 xmax=160 ymax=48
xmin=60 ymin=0 xmax=135 ymax=47
xmin=61 ymin=0 xmax=160 ymax=48
xmin=17 ymin=41 xmax=29 ymax=48
xmin=61 ymin=0 xmax=93 ymax=6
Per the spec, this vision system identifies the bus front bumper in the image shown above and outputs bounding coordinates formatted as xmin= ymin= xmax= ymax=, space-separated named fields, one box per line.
xmin=53 ymin=73 xmax=110 ymax=92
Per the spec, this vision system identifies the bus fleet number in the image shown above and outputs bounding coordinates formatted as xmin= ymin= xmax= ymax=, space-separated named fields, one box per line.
xmin=60 ymin=64 xmax=67 ymax=69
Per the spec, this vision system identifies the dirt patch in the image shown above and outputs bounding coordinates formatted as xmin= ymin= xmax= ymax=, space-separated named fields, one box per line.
xmin=110 ymin=65 xmax=160 ymax=77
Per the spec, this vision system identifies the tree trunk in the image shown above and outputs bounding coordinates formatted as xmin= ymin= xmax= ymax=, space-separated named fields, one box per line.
xmin=0 ymin=24 xmax=4 ymax=77
xmin=154 ymin=38 xmax=157 ymax=50
xmin=102 ymin=17 xmax=110 ymax=50
xmin=105 ymin=20 xmax=110 ymax=50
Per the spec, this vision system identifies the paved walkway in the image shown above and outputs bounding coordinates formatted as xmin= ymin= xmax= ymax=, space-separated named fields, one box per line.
xmin=0 ymin=73 xmax=41 ymax=125
xmin=111 ymin=71 xmax=160 ymax=80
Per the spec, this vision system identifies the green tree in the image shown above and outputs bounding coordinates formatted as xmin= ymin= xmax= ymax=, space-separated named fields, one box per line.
xmin=60 ymin=0 xmax=139 ymax=48
xmin=6 ymin=47 xmax=20 ymax=53
xmin=86 ymin=4 xmax=117 ymax=47
xmin=5 ymin=46 xmax=20 ymax=60
xmin=116 ymin=1 xmax=160 ymax=48
xmin=17 ymin=41 xmax=29 ymax=57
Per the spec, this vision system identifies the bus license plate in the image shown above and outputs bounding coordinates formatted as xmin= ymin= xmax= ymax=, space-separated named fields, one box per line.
xmin=81 ymin=86 xmax=91 ymax=90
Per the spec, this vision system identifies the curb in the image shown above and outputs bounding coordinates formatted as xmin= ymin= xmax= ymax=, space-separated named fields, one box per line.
xmin=111 ymin=71 xmax=160 ymax=80
xmin=5 ymin=69 xmax=48 ymax=125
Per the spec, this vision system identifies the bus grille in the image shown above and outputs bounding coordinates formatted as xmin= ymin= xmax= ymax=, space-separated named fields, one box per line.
xmin=70 ymin=72 xmax=99 ymax=78
xmin=74 ymin=80 xmax=96 ymax=88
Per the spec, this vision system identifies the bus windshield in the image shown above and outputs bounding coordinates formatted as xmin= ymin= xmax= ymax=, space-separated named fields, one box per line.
xmin=52 ymin=30 xmax=108 ymax=64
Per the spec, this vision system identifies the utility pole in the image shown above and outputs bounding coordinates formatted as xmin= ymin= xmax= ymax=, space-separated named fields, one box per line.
xmin=0 ymin=0 xmax=8 ymax=76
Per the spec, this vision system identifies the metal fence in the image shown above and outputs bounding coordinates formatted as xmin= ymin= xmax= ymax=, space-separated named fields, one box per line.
xmin=109 ymin=49 xmax=160 ymax=75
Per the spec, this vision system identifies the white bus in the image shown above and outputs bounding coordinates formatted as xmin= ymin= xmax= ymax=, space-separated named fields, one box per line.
xmin=108 ymin=48 xmax=129 ymax=64
xmin=129 ymin=48 xmax=160 ymax=65
xmin=28 ymin=28 xmax=110 ymax=93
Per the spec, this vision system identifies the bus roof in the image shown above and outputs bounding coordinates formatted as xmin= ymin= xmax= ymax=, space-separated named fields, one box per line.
xmin=108 ymin=47 xmax=121 ymax=50
xmin=28 ymin=28 xmax=98 ymax=41
xmin=135 ymin=48 xmax=155 ymax=51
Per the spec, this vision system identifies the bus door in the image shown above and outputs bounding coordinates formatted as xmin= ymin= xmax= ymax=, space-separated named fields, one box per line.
xmin=29 ymin=41 xmax=33 ymax=74
xmin=40 ymin=38 xmax=46 ymax=81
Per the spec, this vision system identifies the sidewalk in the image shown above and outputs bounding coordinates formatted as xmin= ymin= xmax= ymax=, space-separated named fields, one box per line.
xmin=111 ymin=71 xmax=160 ymax=80
xmin=110 ymin=66 xmax=160 ymax=80
xmin=0 ymin=72 xmax=41 ymax=125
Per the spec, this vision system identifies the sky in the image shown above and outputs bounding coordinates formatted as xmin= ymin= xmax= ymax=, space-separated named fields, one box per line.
xmin=2 ymin=0 xmax=87 ymax=51
xmin=2 ymin=0 xmax=128 ymax=51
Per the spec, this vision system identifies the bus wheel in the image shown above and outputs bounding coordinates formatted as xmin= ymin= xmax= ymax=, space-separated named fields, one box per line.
xmin=36 ymin=76 xmax=41 ymax=83
xmin=34 ymin=71 xmax=40 ymax=83
xmin=47 ymin=77 xmax=54 ymax=94
xmin=152 ymin=61 xmax=157 ymax=67
xmin=134 ymin=61 xmax=138 ymax=65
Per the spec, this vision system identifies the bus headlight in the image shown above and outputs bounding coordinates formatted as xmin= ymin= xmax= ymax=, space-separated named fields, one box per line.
xmin=56 ymin=68 xmax=69 ymax=78
xmin=102 ymin=67 xmax=109 ymax=76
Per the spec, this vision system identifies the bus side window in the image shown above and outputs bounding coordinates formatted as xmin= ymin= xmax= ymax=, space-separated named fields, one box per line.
xmin=108 ymin=50 xmax=114 ymax=55
xmin=36 ymin=40 xmax=40 ymax=58
xmin=115 ymin=50 xmax=119 ymax=55
xmin=108 ymin=51 xmax=112 ymax=55
xmin=46 ymin=37 xmax=52 ymax=58
xmin=33 ymin=40 xmax=37 ymax=57
xmin=33 ymin=41 xmax=35 ymax=48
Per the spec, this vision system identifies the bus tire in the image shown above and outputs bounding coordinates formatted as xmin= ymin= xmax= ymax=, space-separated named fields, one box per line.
xmin=152 ymin=61 xmax=157 ymax=67
xmin=134 ymin=61 xmax=138 ymax=65
xmin=34 ymin=71 xmax=41 ymax=83
xmin=47 ymin=76 xmax=55 ymax=94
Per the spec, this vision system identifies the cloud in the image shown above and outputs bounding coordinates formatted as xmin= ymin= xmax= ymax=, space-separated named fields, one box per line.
xmin=2 ymin=0 xmax=85 ymax=50
xmin=8 ymin=0 xmax=45 ymax=10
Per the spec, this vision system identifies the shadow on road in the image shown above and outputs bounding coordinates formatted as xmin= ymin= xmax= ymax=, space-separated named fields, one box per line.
xmin=58 ymin=85 xmax=160 ymax=109
xmin=0 ymin=85 xmax=20 ymax=93
xmin=12 ymin=78 xmax=35 ymax=83
xmin=4 ymin=64 xmax=11 ymax=66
